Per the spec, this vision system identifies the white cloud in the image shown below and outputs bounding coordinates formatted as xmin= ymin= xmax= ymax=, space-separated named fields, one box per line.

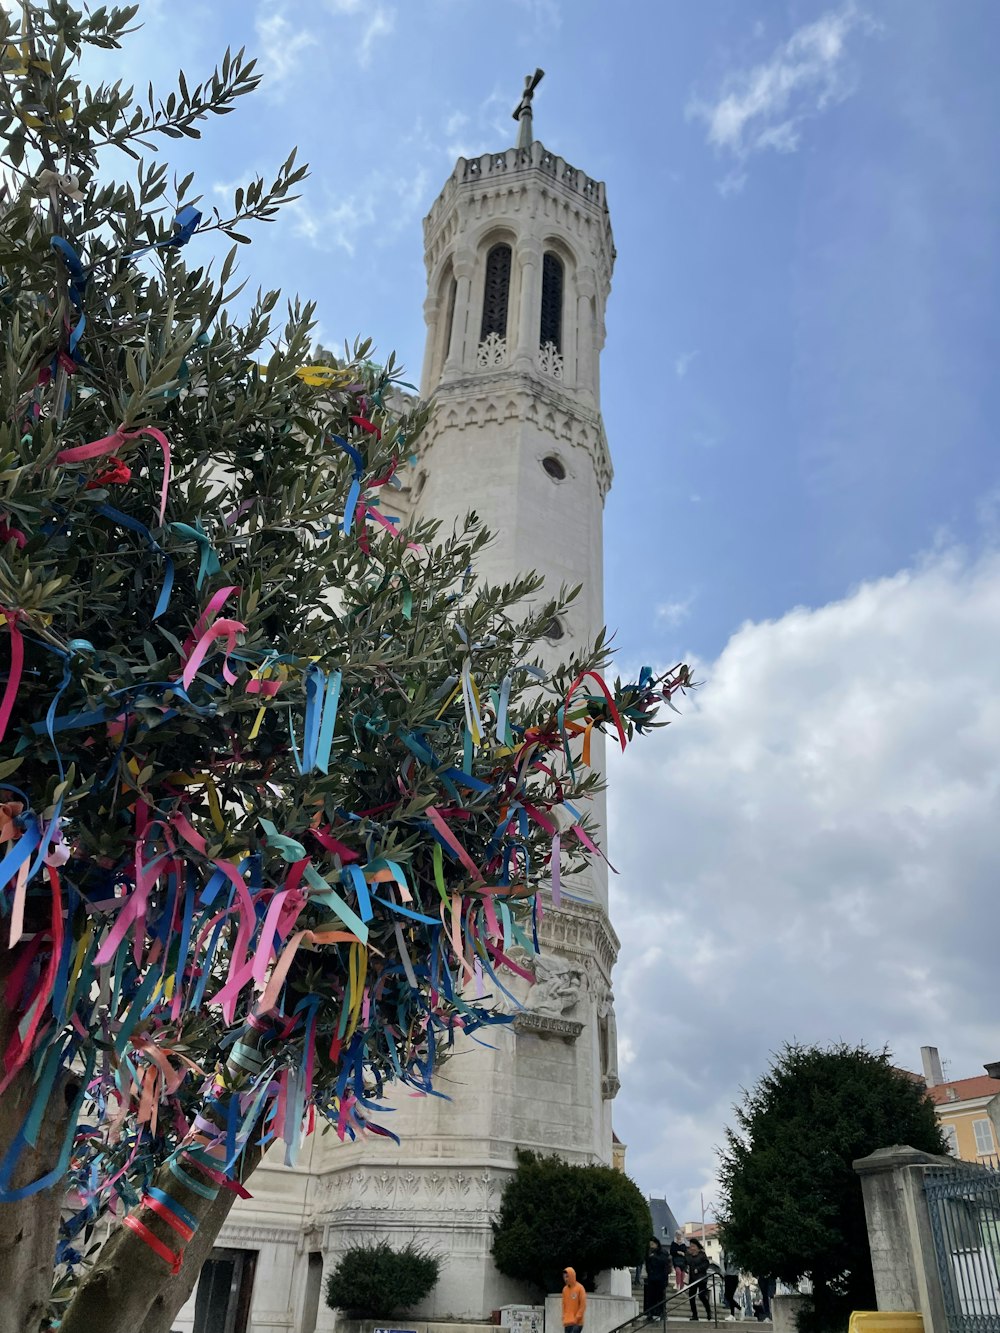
xmin=510 ymin=0 xmax=562 ymax=32
xmin=445 ymin=89 xmax=518 ymax=161
xmin=688 ymin=4 xmax=876 ymax=178
xmin=445 ymin=110 xmax=469 ymax=140
xmin=609 ymin=548 xmax=1000 ymax=1221
xmin=254 ymin=3 xmax=317 ymax=100
xmin=323 ymin=0 xmax=396 ymax=69
xmin=280 ymin=162 xmax=431 ymax=257
xmin=675 ymin=350 xmax=699 ymax=379
xmin=656 ymin=596 xmax=694 ymax=628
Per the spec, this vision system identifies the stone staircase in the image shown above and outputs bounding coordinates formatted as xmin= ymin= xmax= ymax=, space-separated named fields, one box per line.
xmin=629 ymin=1284 xmax=773 ymax=1328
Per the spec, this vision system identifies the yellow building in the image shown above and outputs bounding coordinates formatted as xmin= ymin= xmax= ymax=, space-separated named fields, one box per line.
xmin=682 ymin=1220 xmax=723 ymax=1268
xmin=919 ymin=1045 xmax=1000 ymax=1165
xmin=612 ymin=1131 xmax=627 ymax=1173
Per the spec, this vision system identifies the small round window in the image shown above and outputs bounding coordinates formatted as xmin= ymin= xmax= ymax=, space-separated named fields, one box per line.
xmin=543 ymin=616 xmax=565 ymax=641
xmin=541 ymin=455 xmax=566 ymax=481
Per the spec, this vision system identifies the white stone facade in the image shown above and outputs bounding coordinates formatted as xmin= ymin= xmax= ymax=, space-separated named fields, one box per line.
xmin=175 ymin=136 xmax=623 ymax=1333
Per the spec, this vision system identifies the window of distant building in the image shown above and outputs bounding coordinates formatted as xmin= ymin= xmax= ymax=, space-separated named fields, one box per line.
xmin=973 ymin=1119 xmax=995 ymax=1155
xmin=942 ymin=1124 xmax=959 ymax=1156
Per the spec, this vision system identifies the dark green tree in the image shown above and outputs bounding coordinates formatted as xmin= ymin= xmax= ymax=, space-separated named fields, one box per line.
xmin=492 ymin=1149 xmax=652 ymax=1292
xmin=325 ymin=1240 xmax=441 ymax=1318
xmin=0 ymin=5 xmax=687 ymax=1333
xmin=718 ymin=1042 xmax=946 ymax=1332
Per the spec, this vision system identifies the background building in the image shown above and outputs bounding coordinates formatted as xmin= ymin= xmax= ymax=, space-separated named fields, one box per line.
xmin=917 ymin=1045 xmax=1000 ymax=1166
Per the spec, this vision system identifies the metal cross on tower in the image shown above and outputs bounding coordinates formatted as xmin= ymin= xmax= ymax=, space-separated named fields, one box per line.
xmin=512 ymin=67 xmax=544 ymax=148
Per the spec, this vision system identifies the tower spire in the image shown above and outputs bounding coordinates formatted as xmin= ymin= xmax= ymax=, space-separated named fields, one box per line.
xmin=512 ymin=67 xmax=544 ymax=148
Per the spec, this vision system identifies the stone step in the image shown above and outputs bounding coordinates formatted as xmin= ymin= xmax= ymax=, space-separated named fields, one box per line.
xmin=664 ymin=1321 xmax=773 ymax=1329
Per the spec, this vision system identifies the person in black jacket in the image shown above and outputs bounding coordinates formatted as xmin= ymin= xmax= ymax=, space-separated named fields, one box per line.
xmin=686 ymin=1239 xmax=713 ymax=1321
xmin=669 ymin=1231 xmax=689 ymax=1292
xmin=643 ymin=1238 xmax=669 ymax=1319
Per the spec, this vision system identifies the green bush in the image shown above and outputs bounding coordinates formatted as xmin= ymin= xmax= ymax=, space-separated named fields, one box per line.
xmin=719 ymin=1042 xmax=946 ymax=1332
xmin=324 ymin=1241 xmax=441 ymax=1317
xmin=492 ymin=1149 xmax=652 ymax=1292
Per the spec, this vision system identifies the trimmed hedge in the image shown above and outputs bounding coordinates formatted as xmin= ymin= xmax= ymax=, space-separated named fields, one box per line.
xmin=325 ymin=1240 xmax=441 ymax=1317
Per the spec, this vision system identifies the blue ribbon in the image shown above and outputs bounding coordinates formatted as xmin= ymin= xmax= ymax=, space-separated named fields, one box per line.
xmin=330 ymin=435 xmax=364 ymax=534
xmin=95 ymin=503 xmax=173 ymax=618
xmin=50 ymin=236 xmax=88 ymax=358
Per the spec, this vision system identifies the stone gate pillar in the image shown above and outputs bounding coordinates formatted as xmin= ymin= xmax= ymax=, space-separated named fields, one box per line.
xmin=853 ymin=1146 xmax=951 ymax=1333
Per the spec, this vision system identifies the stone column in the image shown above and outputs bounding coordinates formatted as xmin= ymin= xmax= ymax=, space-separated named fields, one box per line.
xmin=575 ymin=268 xmax=597 ymax=402
xmin=853 ymin=1146 xmax=950 ymax=1333
xmin=513 ymin=238 xmax=542 ymax=371
xmin=443 ymin=251 xmax=476 ymax=378
xmin=419 ymin=294 xmax=439 ymax=398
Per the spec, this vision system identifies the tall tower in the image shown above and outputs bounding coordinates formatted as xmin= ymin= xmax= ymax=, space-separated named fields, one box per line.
xmin=314 ymin=90 xmax=622 ymax=1321
xmin=194 ymin=87 xmax=625 ymax=1333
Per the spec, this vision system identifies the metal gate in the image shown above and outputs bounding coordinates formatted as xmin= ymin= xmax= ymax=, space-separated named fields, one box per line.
xmin=925 ymin=1163 xmax=1000 ymax=1333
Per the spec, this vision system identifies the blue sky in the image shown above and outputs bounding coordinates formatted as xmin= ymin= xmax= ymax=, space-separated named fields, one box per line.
xmin=91 ymin=1 xmax=1000 ymax=1224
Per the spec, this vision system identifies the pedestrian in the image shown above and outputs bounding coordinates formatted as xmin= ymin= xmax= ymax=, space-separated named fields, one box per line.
xmin=562 ymin=1265 xmax=587 ymax=1333
xmin=642 ymin=1238 xmax=669 ymax=1320
xmin=669 ymin=1230 xmax=689 ymax=1292
xmin=721 ymin=1253 xmax=740 ymax=1321
xmin=685 ymin=1239 xmax=713 ymax=1322
xmin=756 ymin=1276 xmax=776 ymax=1322
xmin=735 ymin=1275 xmax=756 ymax=1321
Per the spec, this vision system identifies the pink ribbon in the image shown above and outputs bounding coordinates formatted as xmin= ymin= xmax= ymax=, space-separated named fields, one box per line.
xmin=0 ymin=609 xmax=25 ymax=744
xmin=252 ymin=881 xmax=307 ymax=990
xmin=564 ymin=669 xmax=628 ymax=751
xmin=182 ymin=586 xmax=239 ymax=659
xmin=171 ymin=814 xmax=256 ymax=1024
xmin=357 ymin=501 xmax=422 ymax=551
xmin=570 ymin=821 xmax=618 ymax=874
xmin=94 ymin=842 xmax=174 ymax=967
xmin=426 ymin=806 xmax=481 ymax=880
xmin=311 ymin=826 xmax=359 ymax=863
xmin=56 ymin=425 xmax=172 ymax=526
xmin=181 ymin=619 xmax=245 ymax=691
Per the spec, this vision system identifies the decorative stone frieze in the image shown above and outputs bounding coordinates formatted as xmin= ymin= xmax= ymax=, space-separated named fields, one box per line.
xmin=218 ymin=1225 xmax=300 ymax=1245
xmin=320 ymin=1164 xmax=507 ymax=1215
xmin=535 ymin=897 xmax=620 ymax=980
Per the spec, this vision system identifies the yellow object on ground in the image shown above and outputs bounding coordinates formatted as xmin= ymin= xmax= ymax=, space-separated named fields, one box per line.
xmin=849 ymin=1312 xmax=924 ymax=1333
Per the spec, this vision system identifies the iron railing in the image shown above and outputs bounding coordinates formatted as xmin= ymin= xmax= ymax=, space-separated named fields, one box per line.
xmin=925 ymin=1161 xmax=1000 ymax=1333
xmin=607 ymin=1274 xmax=723 ymax=1333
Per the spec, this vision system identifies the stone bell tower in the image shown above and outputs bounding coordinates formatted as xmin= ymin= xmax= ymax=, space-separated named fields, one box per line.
xmin=171 ymin=78 xmax=627 ymax=1333
xmin=312 ymin=80 xmax=624 ymax=1321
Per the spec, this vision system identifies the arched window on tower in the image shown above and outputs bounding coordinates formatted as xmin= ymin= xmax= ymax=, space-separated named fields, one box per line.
xmin=478 ymin=243 xmax=511 ymax=365
xmin=539 ymin=251 xmax=564 ymax=380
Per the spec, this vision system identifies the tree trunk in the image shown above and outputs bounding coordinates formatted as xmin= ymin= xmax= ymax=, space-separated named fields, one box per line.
xmin=0 ymin=937 xmax=73 ymax=1333
xmin=0 ymin=1064 xmax=71 ymax=1333
xmin=60 ymin=1145 xmax=263 ymax=1333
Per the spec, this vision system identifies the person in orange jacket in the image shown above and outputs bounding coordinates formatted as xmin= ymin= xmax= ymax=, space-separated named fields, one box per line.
xmin=562 ymin=1266 xmax=588 ymax=1333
